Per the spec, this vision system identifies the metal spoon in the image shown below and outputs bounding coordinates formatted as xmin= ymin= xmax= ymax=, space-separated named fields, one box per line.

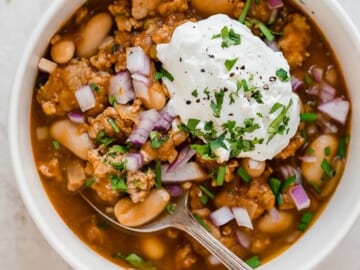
xmin=80 ymin=191 xmax=253 ymax=270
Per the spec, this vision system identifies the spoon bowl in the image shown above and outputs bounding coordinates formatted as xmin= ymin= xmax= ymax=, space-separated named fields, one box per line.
xmin=80 ymin=191 xmax=253 ymax=270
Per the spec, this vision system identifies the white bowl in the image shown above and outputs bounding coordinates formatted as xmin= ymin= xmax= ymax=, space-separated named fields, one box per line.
xmin=8 ymin=0 xmax=360 ymax=269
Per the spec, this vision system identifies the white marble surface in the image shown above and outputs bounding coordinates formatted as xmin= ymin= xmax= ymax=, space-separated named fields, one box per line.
xmin=0 ymin=0 xmax=360 ymax=269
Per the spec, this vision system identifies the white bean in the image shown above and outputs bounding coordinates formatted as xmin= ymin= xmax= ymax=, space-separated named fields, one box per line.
xmin=114 ymin=188 xmax=170 ymax=227
xmin=190 ymin=0 xmax=235 ymax=16
xmin=242 ymin=158 xmax=266 ymax=178
xmin=301 ymin=134 xmax=338 ymax=186
xmin=50 ymin=119 xmax=93 ymax=160
xmin=141 ymin=236 xmax=165 ymax=260
xmin=50 ymin=40 xmax=75 ymax=64
xmin=77 ymin=13 xmax=113 ymax=58
xmin=257 ymin=211 xmax=294 ymax=234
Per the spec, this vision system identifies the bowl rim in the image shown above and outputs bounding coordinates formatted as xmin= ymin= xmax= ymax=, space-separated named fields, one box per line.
xmin=8 ymin=0 xmax=360 ymax=269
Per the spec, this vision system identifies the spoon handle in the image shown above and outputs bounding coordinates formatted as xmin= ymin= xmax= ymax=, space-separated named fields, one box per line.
xmin=176 ymin=210 xmax=253 ymax=270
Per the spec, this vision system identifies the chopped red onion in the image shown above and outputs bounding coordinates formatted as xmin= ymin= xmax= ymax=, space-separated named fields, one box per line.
xmin=267 ymin=0 xmax=283 ymax=9
xmin=264 ymin=39 xmax=279 ymax=51
xmin=320 ymin=82 xmax=336 ymax=103
xmin=128 ymin=109 xmax=160 ymax=146
xmin=268 ymin=207 xmax=280 ymax=222
xmin=318 ymin=98 xmax=350 ymax=125
xmin=210 ymin=206 xmax=234 ymax=227
xmin=291 ymin=76 xmax=303 ymax=91
xmin=75 ymin=85 xmax=96 ymax=112
xmin=289 ymin=185 xmax=311 ymax=211
xmin=166 ymin=185 xmax=184 ymax=197
xmin=109 ymin=71 xmax=135 ymax=104
xmin=124 ymin=152 xmax=144 ymax=171
xmin=280 ymin=165 xmax=302 ymax=184
xmin=161 ymin=162 xmax=207 ymax=183
xmin=126 ymin=46 xmax=150 ymax=76
xmin=232 ymin=207 xmax=253 ymax=229
xmin=153 ymin=104 xmax=176 ymax=131
xmin=235 ymin=230 xmax=251 ymax=249
xmin=318 ymin=115 xmax=339 ymax=134
xmin=309 ymin=65 xmax=323 ymax=83
xmin=167 ymin=145 xmax=196 ymax=173
xmin=305 ymin=85 xmax=319 ymax=96
xmin=131 ymin=73 xmax=150 ymax=101
xmin=68 ymin=112 xmax=85 ymax=124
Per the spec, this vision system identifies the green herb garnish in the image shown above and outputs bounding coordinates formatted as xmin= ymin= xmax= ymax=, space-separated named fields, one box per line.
xmin=237 ymin=167 xmax=251 ymax=183
xmin=95 ymin=130 xmax=115 ymax=146
xmin=267 ymin=98 xmax=293 ymax=143
xmin=298 ymin=212 xmax=313 ymax=231
xmin=166 ymin=203 xmax=176 ymax=215
xmin=155 ymin=67 xmax=174 ymax=82
xmin=191 ymin=89 xmax=198 ymax=97
xmin=324 ymin=146 xmax=331 ymax=156
xmin=109 ymin=95 xmax=117 ymax=106
xmin=269 ymin=177 xmax=282 ymax=205
xmin=52 ymin=140 xmax=60 ymax=150
xmin=300 ymin=112 xmax=318 ymax=122
xmin=149 ymin=131 xmax=168 ymax=149
xmin=155 ymin=160 xmax=162 ymax=188
xmin=239 ymin=0 xmax=252 ymax=24
xmin=213 ymin=26 xmax=241 ymax=48
xmin=90 ymin=83 xmax=100 ymax=93
xmin=85 ymin=177 xmax=95 ymax=187
xmin=124 ymin=253 xmax=156 ymax=270
xmin=338 ymin=136 xmax=350 ymax=158
xmin=107 ymin=118 xmax=120 ymax=133
xmin=210 ymin=90 xmax=225 ymax=118
xmin=193 ymin=213 xmax=211 ymax=232
xmin=321 ymin=158 xmax=335 ymax=177
xmin=246 ymin=255 xmax=261 ymax=268
xmin=225 ymin=58 xmax=238 ymax=71
xmin=200 ymin=185 xmax=215 ymax=199
xmin=216 ymin=165 xmax=226 ymax=186
xmin=110 ymin=174 xmax=127 ymax=191
xmin=276 ymin=68 xmax=290 ymax=82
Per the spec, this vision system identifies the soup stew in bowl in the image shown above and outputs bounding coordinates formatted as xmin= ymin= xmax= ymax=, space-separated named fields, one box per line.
xmin=9 ymin=0 xmax=360 ymax=269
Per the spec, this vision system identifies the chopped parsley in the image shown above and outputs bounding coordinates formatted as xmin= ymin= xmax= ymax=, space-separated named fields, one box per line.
xmin=111 ymin=44 xmax=120 ymax=54
xmin=110 ymin=174 xmax=127 ymax=191
xmin=276 ymin=68 xmax=290 ymax=82
xmin=107 ymin=118 xmax=120 ymax=133
xmin=85 ymin=177 xmax=95 ymax=187
xmin=246 ymin=255 xmax=261 ymax=268
xmin=90 ymin=83 xmax=100 ymax=93
xmin=52 ymin=140 xmax=60 ymax=150
xmin=224 ymin=58 xmax=238 ymax=71
xmin=149 ymin=131 xmax=168 ymax=149
xmin=212 ymin=26 xmax=241 ymax=48
xmin=251 ymin=90 xmax=263 ymax=104
xmin=267 ymin=98 xmax=293 ymax=143
xmin=210 ymin=90 xmax=225 ymax=118
xmin=109 ymin=95 xmax=117 ymax=106
xmin=154 ymin=67 xmax=174 ymax=82
xmin=95 ymin=130 xmax=115 ymax=146
xmin=253 ymin=19 xmax=274 ymax=41
xmin=108 ymin=145 xmax=128 ymax=155
xmin=111 ymin=160 xmax=127 ymax=171
xmin=237 ymin=79 xmax=249 ymax=92
xmin=298 ymin=211 xmax=313 ymax=231
xmin=166 ymin=203 xmax=177 ymax=215
xmin=191 ymin=89 xmax=198 ymax=97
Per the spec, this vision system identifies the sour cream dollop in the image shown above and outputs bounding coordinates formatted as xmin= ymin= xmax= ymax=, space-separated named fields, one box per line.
xmin=156 ymin=14 xmax=300 ymax=161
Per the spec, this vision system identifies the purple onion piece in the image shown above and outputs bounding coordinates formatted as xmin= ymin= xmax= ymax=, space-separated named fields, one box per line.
xmin=109 ymin=71 xmax=135 ymax=104
xmin=267 ymin=0 xmax=284 ymax=9
xmin=68 ymin=112 xmax=85 ymax=124
xmin=166 ymin=185 xmax=184 ymax=197
xmin=128 ymin=109 xmax=161 ymax=145
xmin=167 ymin=145 xmax=196 ymax=173
xmin=291 ymin=76 xmax=303 ymax=91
